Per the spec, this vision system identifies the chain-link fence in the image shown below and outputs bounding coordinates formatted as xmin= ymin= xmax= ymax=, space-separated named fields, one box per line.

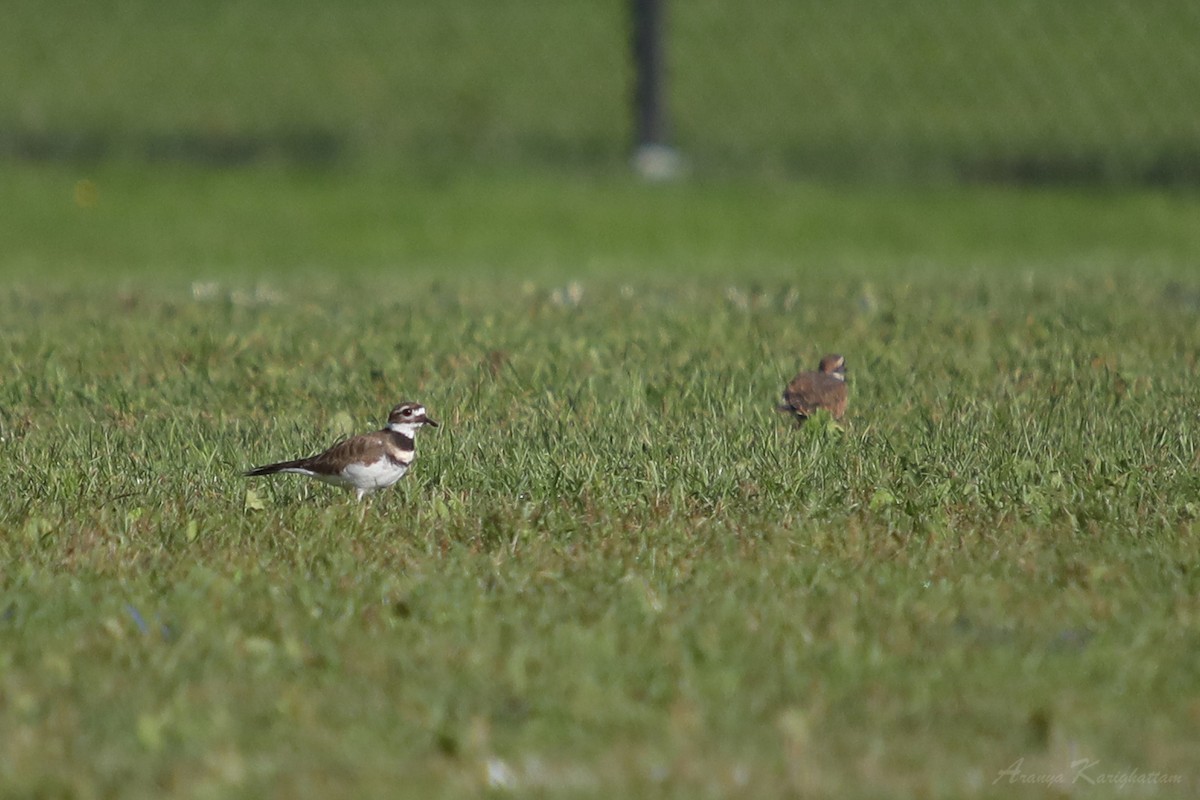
xmin=665 ymin=0 xmax=1200 ymax=184
xmin=3 ymin=0 xmax=1198 ymax=185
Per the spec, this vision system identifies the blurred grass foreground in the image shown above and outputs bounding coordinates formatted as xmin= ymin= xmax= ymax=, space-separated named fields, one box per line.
xmin=2 ymin=0 xmax=1199 ymax=184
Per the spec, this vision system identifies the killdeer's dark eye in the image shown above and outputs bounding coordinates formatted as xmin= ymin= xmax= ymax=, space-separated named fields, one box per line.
xmin=402 ymin=408 xmax=413 ymax=416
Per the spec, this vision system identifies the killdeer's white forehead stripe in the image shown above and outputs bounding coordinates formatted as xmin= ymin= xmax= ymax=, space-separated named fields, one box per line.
xmin=390 ymin=404 xmax=426 ymax=418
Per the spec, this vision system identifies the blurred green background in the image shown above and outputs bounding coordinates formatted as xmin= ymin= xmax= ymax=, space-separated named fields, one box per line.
xmin=3 ymin=0 xmax=1198 ymax=183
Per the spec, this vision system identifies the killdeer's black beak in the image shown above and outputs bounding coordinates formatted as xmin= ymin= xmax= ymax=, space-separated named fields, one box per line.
xmin=424 ymin=416 xmax=439 ymax=428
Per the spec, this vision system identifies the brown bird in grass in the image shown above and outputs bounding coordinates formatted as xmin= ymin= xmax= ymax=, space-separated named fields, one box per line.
xmin=245 ymin=402 xmax=438 ymax=500
xmin=778 ymin=354 xmax=848 ymax=425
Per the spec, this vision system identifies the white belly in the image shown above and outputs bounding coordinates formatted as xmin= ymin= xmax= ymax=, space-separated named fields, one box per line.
xmin=338 ymin=459 xmax=409 ymax=492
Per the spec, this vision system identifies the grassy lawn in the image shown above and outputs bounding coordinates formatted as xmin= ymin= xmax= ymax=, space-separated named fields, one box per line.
xmin=3 ymin=0 xmax=1200 ymax=795
xmin=1 ymin=165 xmax=1199 ymax=797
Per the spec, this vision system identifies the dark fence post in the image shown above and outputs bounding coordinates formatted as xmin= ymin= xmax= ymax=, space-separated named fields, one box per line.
xmin=631 ymin=0 xmax=682 ymax=179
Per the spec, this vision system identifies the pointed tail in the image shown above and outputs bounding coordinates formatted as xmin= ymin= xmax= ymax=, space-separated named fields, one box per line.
xmin=244 ymin=458 xmax=307 ymax=477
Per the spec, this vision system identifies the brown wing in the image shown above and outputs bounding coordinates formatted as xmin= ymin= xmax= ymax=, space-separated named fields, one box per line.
xmin=782 ymin=372 xmax=848 ymax=420
xmin=292 ymin=431 xmax=391 ymax=475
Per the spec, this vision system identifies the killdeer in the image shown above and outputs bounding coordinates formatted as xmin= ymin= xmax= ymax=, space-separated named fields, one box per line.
xmin=245 ymin=401 xmax=438 ymax=500
xmin=779 ymin=354 xmax=848 ymax=425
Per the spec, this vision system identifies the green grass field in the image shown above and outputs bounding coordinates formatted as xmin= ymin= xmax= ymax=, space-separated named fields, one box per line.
xmin=3 ymin=1 xmax=1200 ymax=796
xmin=2 ymin=166 xmax=1199 ymax=798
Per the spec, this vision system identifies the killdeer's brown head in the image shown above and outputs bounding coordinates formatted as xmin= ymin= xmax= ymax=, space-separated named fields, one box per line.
xmin=386 ymin=401 xmax=438 ymax=437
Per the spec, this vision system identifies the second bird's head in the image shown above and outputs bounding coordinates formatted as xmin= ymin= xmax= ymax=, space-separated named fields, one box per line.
xmin=818 ymin=354 xmax=847 ymax=380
